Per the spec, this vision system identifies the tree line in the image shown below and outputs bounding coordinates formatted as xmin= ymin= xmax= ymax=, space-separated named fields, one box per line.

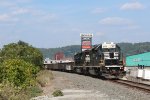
xmin=39 ymin=42 xmax=150 ymax=59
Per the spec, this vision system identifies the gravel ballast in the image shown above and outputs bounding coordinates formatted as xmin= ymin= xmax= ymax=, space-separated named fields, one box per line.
xmin=32 ymin=71 xmax=150 ymax=100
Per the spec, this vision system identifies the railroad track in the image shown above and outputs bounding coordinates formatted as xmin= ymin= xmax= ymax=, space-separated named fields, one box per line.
xmin=110 ymin=79 xmax=150 ymax=93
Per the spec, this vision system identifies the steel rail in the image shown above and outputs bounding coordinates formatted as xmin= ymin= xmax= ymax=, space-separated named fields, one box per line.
xmin=110 ymin=79 xmax=150 ymax=93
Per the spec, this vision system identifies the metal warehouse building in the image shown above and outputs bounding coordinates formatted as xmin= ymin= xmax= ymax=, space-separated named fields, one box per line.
xmin=126 ymin=52 xmax=150 ymax=80
xmin=126 ymin=52 xmax=150 ymax=69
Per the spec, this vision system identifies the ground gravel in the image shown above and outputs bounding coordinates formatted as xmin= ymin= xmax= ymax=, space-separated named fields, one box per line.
xmin=32 ymin=71 xmax=150 ymax=100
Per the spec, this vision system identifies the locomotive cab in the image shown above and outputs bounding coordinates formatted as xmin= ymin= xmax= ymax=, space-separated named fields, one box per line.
xmin=100 ymin=42 xmax=124 ymax=78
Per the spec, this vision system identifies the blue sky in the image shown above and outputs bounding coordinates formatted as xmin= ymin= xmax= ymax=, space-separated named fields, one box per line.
xmin=0 ymin=0 xmax=150 ymax=48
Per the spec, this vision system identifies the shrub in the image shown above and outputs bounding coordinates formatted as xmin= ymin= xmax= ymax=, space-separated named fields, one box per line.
xmin=0 ymin=41 xmax=43 ymax=67
xmin=0 ymin=64 xmax=4 ymax=83
xmin=0 ymin=41 xmax=44 ymax=99
xmin=36 ymin=70 xmax=53 ymax=87
xmin=52 ymin=90 xmax=63 ymax=97
xmin=25 ymin=86 xmax=43 ymax=98
xmin=0 ymin=84 xmax=42 ymax=100
xmin=1 ymin=59 xmax=39 ymax=88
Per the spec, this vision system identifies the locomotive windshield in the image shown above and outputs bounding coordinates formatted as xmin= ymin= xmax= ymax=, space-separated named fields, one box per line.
xmin=102 ymin=48 xmax=119 ymax=52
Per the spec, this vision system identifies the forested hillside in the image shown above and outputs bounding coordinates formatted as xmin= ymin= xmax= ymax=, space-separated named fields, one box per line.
xmin=40 ymin=45 xmax=80 ymax=59
xmin=118 ymin=42 xmax=150 ymax=56
xmin=39 ymin=42 xmax=150 ymax=59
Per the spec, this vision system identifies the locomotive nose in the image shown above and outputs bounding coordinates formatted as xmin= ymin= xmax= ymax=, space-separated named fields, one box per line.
xmin=111 ymin=70 xmax=118 ymax=75
xmin=110 ymin=52 xmax=114 ymax=58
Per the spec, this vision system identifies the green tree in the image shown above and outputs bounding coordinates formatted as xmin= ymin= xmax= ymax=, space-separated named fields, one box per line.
xmin=1 ymin=59 xmax=39 ymax=88
xmin=0 ymin=41 xmax=43 ymax=67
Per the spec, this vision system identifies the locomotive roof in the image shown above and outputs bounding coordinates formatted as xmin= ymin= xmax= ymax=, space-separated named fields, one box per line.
xmin=75 ymin=43 xmax=121 ymax=56
xmin=92 ymin=44 xmax=102 ymax=50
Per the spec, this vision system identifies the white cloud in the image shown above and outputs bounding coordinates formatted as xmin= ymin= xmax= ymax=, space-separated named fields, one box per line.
xmin=0 ymin=0 xmax=58 ymax=23
xmin=95 ymin=32 xmax=105 ymax=36
xmin=120 ymin=2 xmax=144 ymax=10
xmin=15 ymin=0 xmax=32 ymax=3
xmin=70 ymin=28 xmax=81 ymax=32
xmin=0 ymin=13 xmax=19 ymax=23
xmin=0 ymin=14 xmax=10 ymax=21
xmin=12 ymin=8 xmax=30 ymax=15
xmin=92 ymin=8 xmax=106 ymax=14
xmin=0 ymin=0 xmax=32 ymax=5
xmin=0 ymin=14 xmax=18 ymax=22
xmin=0 ymin=0 xmax=33 ymax=13
xmin=99 ymin=17 xmax=133 ymax=26
xmin=0 ymin=1 xmax=15 ymax=7
xmin=41 ymin=13 xmax=57 ymax=21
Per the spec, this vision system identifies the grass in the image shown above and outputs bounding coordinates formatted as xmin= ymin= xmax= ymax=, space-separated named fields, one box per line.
xmin=52 ymin=90 xmax=64 ymax=97
xmin=0 ymin=70 xmax=54 ymax=100
xmin=0 ymin=84 xmax=43 ymax=100
xmin=36 ymin=70 xmax=54 ymax=87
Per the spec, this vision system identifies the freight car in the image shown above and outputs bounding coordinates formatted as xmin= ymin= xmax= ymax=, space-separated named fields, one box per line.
xmin=44 ymin=59 xmax=74 ymax=71
xmin=74 ymin=42 xmax=125 ymax=78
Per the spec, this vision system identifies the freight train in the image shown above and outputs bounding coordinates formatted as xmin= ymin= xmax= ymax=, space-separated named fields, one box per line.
xmin=74 ymin=42 xmax=125 ymax=78
xmin=44 ymin=42 xmax=125 ymax=79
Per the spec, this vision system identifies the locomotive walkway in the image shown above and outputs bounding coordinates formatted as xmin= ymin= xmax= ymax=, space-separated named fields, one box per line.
xmin=32 ymin=71 xmax=150 ymax=100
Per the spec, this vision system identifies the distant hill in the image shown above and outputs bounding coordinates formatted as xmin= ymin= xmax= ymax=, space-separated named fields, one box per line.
xmin=39 ymin=45 xmax=80 ymax=59
xmin=39 ymin=42 xmax=150 ymax=59
xmin=117 ymin=42 xmax=150 ymax=56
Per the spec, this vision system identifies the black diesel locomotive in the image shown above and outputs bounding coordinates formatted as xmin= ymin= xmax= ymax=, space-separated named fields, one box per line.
xmin=74 ymin=42 xmax=125 ymax=78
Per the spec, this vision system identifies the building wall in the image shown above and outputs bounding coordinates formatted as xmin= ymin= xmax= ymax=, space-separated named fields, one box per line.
xmin=126 ymin=52 xmax=150 ymax=67
xmin=54 ymin=52 xmax=64 ymax=60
